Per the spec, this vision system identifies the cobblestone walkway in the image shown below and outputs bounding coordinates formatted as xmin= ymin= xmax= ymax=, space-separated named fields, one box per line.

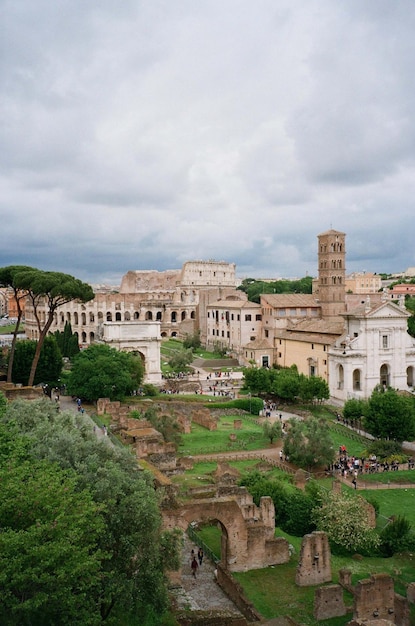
xmin=171 ymin=534 xmax=243 ymax=616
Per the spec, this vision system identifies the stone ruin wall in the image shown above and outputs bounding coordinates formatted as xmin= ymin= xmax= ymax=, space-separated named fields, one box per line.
xmin=295 ymin=531 xmax=332 ymax=587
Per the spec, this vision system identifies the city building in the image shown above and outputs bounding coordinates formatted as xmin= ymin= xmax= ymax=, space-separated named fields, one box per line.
xmin=329 ymin=298 xmax=415 ymax=401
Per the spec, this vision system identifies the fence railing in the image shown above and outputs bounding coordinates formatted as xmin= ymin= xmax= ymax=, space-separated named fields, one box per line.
xmin=187 ymin=523 xmax=220 ymax=565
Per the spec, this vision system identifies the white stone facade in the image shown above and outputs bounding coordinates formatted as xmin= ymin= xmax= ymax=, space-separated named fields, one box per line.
xmin=329 ymin=300 xmax=415 ymax=401
xmin=206 ymin=296 xmax=263 ymax=363
xmin=99 ymin=321 xmax=162 ymax=385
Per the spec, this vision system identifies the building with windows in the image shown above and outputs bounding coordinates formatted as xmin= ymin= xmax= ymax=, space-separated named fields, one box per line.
xmin=345 ymin=271 xmax=382 ymax=294
xmin=205 ymin=295 xmax=263 ymax=365
xmin=329 ymin=298 xmax=415 ymax=401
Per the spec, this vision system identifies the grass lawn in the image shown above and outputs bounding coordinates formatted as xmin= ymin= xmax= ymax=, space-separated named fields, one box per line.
xmin=194 ymin=523 xmax=415 ymax=625
xmin=0 ymin=323 xmax=23 ymax=334
xmin=178 ymin=416 xmax=270 ymax=456
xmin=327 ymin=427 xmax=368 ymax=459
xmin=171 ymin=459 xmax=293 ymax=496
xmin=360 ymin=487 xmax=415 ymax=527
xmin=358 ymin=469 xmax=415 ymax=485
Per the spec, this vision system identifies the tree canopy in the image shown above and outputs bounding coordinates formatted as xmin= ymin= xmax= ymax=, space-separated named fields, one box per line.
xmin=67 ymin=343 xmax=145 ymax=401
xmin=363 ymin=386 xmax=415 ymax=442
xmin=0 ymin=397 xmax=180 ymax=624
xmin=237 ymin=276 xmax=313 ymax=303
xmin=0 ymin=265 xmax=37 ymax=383
xmin=243 ymin=365 xmax=329 ymax=404
xmin=283 ymin=417 xmax=335 ymax=470
xmin=13 ymin=269 xmax=94 ymax=386
xmin=10 ymin=336 xmax=63 ymax=387
xmin=311 ymin=488 xmax=380 ymax=555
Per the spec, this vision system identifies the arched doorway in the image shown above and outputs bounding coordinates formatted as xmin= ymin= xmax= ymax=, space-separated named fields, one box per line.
xmin=337 ymin=364 xmax=344 ymax=390
xmin=380 ymin=363 xmax=390 ymax=388
xmin=352 ymin=369 xmax=361 ymax=391
xmin=187 ymin=519 xmax=228 ymax=567
xmin=407 ymin=366 xmax=414 ymax=387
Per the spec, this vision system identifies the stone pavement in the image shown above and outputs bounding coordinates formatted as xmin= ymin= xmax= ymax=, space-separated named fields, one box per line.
xmin=171 ymin=533 xmax=243 ymax=616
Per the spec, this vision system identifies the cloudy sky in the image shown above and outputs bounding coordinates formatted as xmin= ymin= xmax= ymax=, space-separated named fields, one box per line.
xmin=2 ymin=1 xmax=415 ymax=285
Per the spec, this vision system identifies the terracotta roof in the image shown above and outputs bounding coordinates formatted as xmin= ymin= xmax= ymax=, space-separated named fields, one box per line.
xmin=207 ymin=299 xmax=261 ymax=309
xmin=287 ymin=318 xmax=344 ymax=334
xmin=243 ymin=338 xmax=273 ymax=349
xmin=260 ymin=293 xmax=320 ymax=308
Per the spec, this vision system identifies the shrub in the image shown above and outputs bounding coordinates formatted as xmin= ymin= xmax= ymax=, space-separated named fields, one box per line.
xmin=379 ymin=516 xmax=414 ymax=556
xmin=363 ymin=440 xmax=406 ymax=463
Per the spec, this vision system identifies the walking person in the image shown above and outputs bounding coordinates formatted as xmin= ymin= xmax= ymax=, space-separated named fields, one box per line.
xmin=198 ymin=547 xmax=204 ymax=566
xmin=191 ymin=556 xmax=199 ymax=579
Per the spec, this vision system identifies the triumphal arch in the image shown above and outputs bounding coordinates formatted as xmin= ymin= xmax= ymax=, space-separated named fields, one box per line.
xmin=99 ymin=321 xmax=162 ymax=385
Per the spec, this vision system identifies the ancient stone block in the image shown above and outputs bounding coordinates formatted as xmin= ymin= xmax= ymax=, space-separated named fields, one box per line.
xmin=314 ymin=584 xmax=346 ymax=620
xmin=295 ymin=531 xmax=332 ymax=587
xmin=353 ymin=573 xmax=395 ymax=622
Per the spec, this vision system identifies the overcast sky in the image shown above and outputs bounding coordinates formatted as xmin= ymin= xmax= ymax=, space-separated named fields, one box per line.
xmin=2 ymin=1 xmax=414 ymax=285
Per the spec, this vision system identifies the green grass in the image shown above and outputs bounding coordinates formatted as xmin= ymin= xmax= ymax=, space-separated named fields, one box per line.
xmin=327 ymin=427 xmax=368 ymax=458
xmin=194 ymin=522 xmax=415 ymax=625
xmin=178 ymin=416 xmax=269 ymax=456
xmin=0 ymin=323 xmax=24 ymax=335
xmin=358 ymin=470 xmax=415 ymax=485
xmin=360 ymin=488 xmax=415 ymax=526
xmin=171 ymin=459 xmax=292 ymax=496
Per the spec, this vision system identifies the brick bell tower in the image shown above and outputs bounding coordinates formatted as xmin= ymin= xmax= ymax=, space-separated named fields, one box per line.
xmin=317 ymin=229 xmax=346 ymax=319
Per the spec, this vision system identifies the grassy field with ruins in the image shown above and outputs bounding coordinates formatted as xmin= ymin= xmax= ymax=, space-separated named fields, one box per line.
xmin=194 ymin=521 xmax=415 ymax=625
xmin=177 ymin=415 xmax=269 ymax=455
xmin=181 ymin=409 xmax=415 ymax=624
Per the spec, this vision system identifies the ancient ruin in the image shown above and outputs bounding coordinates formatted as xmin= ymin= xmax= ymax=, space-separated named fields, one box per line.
xmin=295 ymin=531 xmax=332 ymax=587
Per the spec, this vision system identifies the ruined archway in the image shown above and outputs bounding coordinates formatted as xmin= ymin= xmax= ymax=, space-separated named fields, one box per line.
xmin=162 ymin=493 xmax=289 ymax=572
xmin=188 ymin=519 xmax=228 ymax=567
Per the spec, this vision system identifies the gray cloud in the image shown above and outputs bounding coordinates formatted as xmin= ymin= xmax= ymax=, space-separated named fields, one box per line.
xmin=1 ymin=1 xmax=415 ymax=285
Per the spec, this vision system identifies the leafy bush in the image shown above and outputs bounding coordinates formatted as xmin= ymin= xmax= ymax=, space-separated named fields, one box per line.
xmin=239 ymin=472 xmax=314 ymax=536
xmin=142 ymin=383 xmax=158 ymax=397
xmin=182 ymin=331 xmax=201 ymax=350
xmin=206 ymin=397 xmax=263 ymax=415
xmin=363 ymin=440 xmax=406 ymax=463
xmin=379 ymin=516 xmax=414 ymax=556
xmin=312 ymin=490 xmax=380 ymax=555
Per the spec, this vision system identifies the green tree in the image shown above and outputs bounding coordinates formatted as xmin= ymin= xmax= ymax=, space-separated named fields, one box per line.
xmin=272 ymin=367 xmax=301 ymax=402
xmin=54 ymin=321 xmax=80 ymax=358
xmin=238 ymin=277 xmax=313 ymax=303
xmin=343 ymin=398 xmax=368 ymax=426
xmin=408 ymin=314 xmax=415 ymax=338
xmin=0 ymin=265 xmax=37 ymax=383
xmin=0 ymin=447 xmax=104 ymax=625
xmin=263 ymin=420 xmax=282 ymax=444
xmin=14 ymin=269 xmax=94 ymax=386
xmin=182 ymin=331 xmax=201 ymax=350
xmin=1 ymin=398 xmax=179 ymax=623
xmin=283 ymin=417 xmax=335 ymax=470
xmin=312 ymin=490 xmax=380 ymax=555
xmin=0 ymin=390 xmax=7 ymax=418
xmin=10 ymin=336 xmax=63 ymax=387
xmin=242 ymin=366 xmax=276 ymax=396
xmin=168 ymin=347 xmax=194 ymax=372
xmin=67 ymin=343 xmax=144 ymax=402
xmin=239 ymin=471 xmax=315 ymax=536
xmin=379 ymin=515 xmax=414 ymax=556
xmin=298 ymin=375 xmax=330 ymax=403
xmin=364 ymin=386 xmax=415 ymax=441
